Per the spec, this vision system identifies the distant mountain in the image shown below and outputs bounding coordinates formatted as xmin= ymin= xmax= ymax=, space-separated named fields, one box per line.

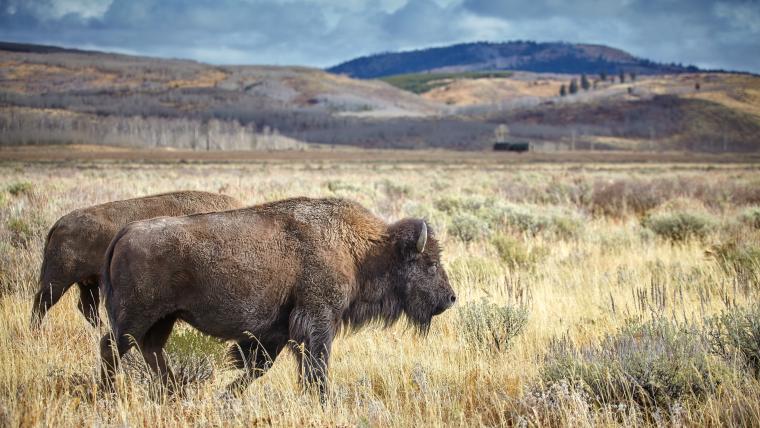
xmin=0 ymin=41 xmax=95 ymax=55
xmin=328 ymin=41 xmax=700 ymax=78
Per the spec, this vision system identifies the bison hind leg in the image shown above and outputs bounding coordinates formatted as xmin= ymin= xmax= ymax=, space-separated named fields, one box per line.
xmin=99 ymin=332 xmax=132 ymax=392
xmin=99 ymin=316 xmax=167 ymax=393
xmin=140 ymin=315 xmax=178 ymax=394
xmin=30 ymin=277 xmax=76 ymax=328
xmin=224 ymin=338 xmax=286 ymax=397
xmin=77 ymin=278 xmax=100 ymax=327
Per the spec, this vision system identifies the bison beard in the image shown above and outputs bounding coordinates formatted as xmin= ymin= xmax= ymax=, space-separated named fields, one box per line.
xmin=99 ymin=197 xmax=455 ymax=400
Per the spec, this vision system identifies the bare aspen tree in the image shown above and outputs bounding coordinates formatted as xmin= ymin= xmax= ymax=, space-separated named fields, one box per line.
xmin=495 ymin=124 xmax=509 ymax=142
xmin=571 ymin=128 xmax=576 ymax=151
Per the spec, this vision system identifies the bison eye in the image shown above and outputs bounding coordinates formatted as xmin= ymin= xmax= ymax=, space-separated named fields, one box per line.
xmin=428 ymin=265 xmax=437 ymax=275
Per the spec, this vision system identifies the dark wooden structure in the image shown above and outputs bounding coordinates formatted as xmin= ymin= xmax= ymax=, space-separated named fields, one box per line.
xmin=493 ymin=142 xmax=530 ymax=152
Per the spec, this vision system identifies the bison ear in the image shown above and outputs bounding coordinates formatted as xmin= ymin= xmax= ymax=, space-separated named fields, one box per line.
xmin=394 ymin=219 xmax=428 ymax=259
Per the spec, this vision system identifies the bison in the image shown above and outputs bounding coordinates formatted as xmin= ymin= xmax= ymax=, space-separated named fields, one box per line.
xmin=32 ymin=190 xmax=242 ymax=328
xmin=100 ymin=197 xmax=456 ymax=398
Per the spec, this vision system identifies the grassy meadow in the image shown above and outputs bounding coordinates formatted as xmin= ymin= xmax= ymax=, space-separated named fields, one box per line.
xmin=1 ymin=159 xmax=760 ymax=426
xmin=379 ymin=71 xmax=514 ymax=94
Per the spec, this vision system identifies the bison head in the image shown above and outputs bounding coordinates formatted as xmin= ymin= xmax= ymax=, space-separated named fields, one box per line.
xmin=389 ymin=219 xmax=456 ymax=332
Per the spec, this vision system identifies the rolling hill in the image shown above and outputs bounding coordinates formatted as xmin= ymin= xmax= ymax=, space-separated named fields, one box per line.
xmin=0 ymin=42 xmax=465 ymax=150
xmin=328 ymin=41 xmax=700 ymax=79
xmin=1 ymin=41 xmax=758 ymax=152
xmin=0 ymin=42 xmax=437 ymax=117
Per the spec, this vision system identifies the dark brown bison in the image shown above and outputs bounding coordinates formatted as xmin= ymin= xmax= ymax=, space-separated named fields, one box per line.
xmin=31 ymin=191 xmax=242 ymax=328
xmin=100 ymin=197 xmax=455 ymax=398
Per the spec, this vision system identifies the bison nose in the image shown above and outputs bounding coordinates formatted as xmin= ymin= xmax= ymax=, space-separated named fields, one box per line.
xmin=449 ymin=294 xmax=457 ymax=304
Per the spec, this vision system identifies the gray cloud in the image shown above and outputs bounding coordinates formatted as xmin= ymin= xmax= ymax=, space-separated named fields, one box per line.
xmin=0 ymin=0 xmax=758 ymax=72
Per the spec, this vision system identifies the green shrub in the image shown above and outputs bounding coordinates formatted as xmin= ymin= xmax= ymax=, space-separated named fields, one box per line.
xmin=326 ymin=180 xmax=361 ymax=194
xmin=402 ymin=201 xmax=447 ymax=233
xmin=164 ymin=328 xmax=224 ymax=387
xmin=708 ymin=239 xmax=760 ymax=282
xmin=434 ymin=195 xmax=492 ymax=214
xmin=494 ymin=203 xmax=582 ymax=239
xmin=641 ymin=211 xmax=715 ymax=242
xmin=740 ymin=206 xmax=760 ymax=229
xmin=123 ymin=326 xmax=218 ymax=393
xmin=7 ymin=217 xmax=33 ymax=247
xmin=433 ymin=196 xmax=461 ymax=214
xmin=449 ymin=213 xmax=491 ymax=242
xmin=459 ymin=299 xmax=529 ymax=352
xmin=542 ymin=318 xmax=724 ymax=410
xmin=551 ymin=214 xmax=583 ymax=239
xmin=492 ymin=234 xmax=547 ymax=269
xmin=497 ymin=204 xmax=546 ymax=234
xmin=7 ymin=181 xmax=33 ymax=196
xmin=166 ymin=326 xmax=226 ymax=366
xmin=596 ymin=228 xmax=637 ymax=252
xmin=589 ymin=179 xmax=665 ymax=217
xmin=377 ymin=179 xmax=411 ymax=199
xmin=119 ymin=327 xmax=222 ymax=390
xmin=7 ymin=217 xmax=31 ymax=234
xmin=435 ymin=196 xmax=582 ymax=239
xmin=707 ymin=305 xmax=760 ymax=377
xmin=447 ymin=256 xmax=503 ymax=289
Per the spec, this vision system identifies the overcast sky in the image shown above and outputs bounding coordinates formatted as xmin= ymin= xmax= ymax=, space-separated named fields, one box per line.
xmin=1 ymin=0 xmax=758 ymax=72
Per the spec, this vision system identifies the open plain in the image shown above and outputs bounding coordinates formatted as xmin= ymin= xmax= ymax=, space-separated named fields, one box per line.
xmin=1 ymin=153 xmax=760 ymax=426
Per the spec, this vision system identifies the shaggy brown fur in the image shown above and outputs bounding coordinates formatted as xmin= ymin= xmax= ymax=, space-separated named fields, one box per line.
xmin=100 ymin=197 xmax=455 ymax=398
xmin=31 ymin=191 xmax=242 ymax=328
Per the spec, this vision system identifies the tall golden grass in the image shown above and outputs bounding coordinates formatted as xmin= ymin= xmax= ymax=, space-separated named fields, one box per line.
xmin=1 ymin=160 xmax=759 ymax=426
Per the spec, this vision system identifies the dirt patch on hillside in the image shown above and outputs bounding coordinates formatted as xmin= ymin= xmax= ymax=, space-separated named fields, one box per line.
xmin=423 ymin=77 xmax=563 ymax=105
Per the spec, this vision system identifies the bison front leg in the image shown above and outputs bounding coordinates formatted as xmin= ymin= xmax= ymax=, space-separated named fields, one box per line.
xmin=289 ymin=307 xmax=335 ymax=402
xmin=77 ymin=279 xmax=100 ymax=327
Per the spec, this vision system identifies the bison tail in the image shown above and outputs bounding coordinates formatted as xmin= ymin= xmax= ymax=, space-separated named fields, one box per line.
xmin=38 ymin=220 xmax=60 ymax=287
xmin=101 ymin=224 xmax=131 ymax=331
xmin=226 ymin=341 xmax=250 ymax=370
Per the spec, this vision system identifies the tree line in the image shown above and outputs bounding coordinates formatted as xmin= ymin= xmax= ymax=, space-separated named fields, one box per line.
xmin=560 ymin=71 xmax=638 ymax=96
xmin=0 ymin=108 xmax=304 ymax=150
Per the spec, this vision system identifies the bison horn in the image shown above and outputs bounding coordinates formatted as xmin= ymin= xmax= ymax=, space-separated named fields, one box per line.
xmin=417 ymin=221 xmax=427 ymax=253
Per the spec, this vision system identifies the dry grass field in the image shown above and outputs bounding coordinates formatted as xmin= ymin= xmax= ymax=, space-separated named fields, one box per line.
xmin=2 ymin=157 xmax=760 ymax=426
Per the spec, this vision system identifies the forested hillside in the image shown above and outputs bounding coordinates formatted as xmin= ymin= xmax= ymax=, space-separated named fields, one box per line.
xmin=329 ymin=41 xmax=699 ymax=78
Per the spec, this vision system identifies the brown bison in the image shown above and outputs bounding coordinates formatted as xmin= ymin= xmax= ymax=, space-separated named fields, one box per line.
xmin=100 ymin=197 xmax=455 ymax=398
xmin=32 ymin=191 xmax=242 ymax=328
